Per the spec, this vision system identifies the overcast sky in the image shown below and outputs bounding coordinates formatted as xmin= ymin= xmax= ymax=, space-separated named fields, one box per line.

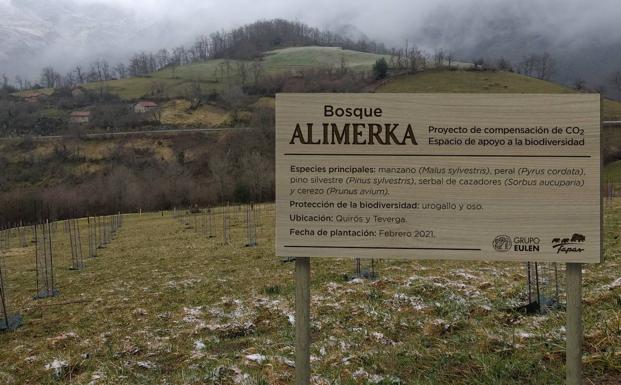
xmin=70 ymin=0 xmax=621 ymax=45
xmin=1 ymin=0 xmax=620 ymax=86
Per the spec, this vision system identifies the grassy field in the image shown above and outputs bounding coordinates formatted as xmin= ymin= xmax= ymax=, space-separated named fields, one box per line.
xmin=605 ymin=160 xmax=621 ymax=181
xmin=0 ymin=204 xmax=619 ymax=384
xmin=76 ymin=47 xmax=388 ymax=100
xmin=160 ymin=100 xmax=230 ymax=127
xmin=377 ymin=71 xmax=621 ymax=121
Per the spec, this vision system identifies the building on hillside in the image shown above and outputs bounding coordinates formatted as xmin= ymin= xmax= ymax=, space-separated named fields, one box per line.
xmin=134 ymin=101 xmax=158 ymax=113
xmin=70 ymin=111 xmax=91 ymax=124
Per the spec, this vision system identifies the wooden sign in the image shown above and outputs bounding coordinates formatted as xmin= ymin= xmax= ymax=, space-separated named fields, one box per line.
xmin=276 ymin=93 xmax=601 ymax=263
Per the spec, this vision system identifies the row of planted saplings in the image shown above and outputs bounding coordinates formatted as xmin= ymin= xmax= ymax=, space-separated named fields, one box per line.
xmin=36 ymin=213 xmax=124 ymax=298
xmin=172 ymin=203 xmax=270 ymax=248
xmin=0 ymin=213 xmax=123 ymax=331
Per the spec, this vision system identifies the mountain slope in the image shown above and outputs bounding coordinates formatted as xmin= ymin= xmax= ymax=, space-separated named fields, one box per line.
xmin=77 ymin=46 xmax=389 ymax=100
xmin=377 ymin=70 xmax=621 ymax=120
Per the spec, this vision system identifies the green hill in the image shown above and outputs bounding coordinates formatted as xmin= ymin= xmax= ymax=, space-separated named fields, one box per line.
xmin=79 ymin=46 xmax=389 ymax=100
xmin=376 ymin=70 xmax=621 ymax=120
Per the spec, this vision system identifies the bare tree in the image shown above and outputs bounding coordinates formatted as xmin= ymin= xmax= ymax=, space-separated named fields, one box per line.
xmin=496 ymin=57 xmax=512 ymax=71
xmin=209 ymin=152 xmax=231 ymax=204
xmin=251 ymin=59 xmax=264 ymax=86
xmin=407 ymin=47 xmax=426 ymax=74
xmin=573 ymin=78 xmax=586 ymax=91
xmin=114 ymin=63 xmax=127 ymax=79
xmin=156 ymin=49 xmax=170 ymax=69
xmin=611 ymin=70 xmax=621 ymax=92
xmin=518 ymin=53 xmax=556 ymax=80
xmin=14 ymin=75 xmax=23 ymax=90
xmin=74 ymin=65 xmax=85 ymax=84
xmin=101 ymin=60 xmax=112 ymax=81
xmin=446 ymin=52 xmax=455 ymax=70
xmin=150 ymin=80 xmax=166 ymax=96
xmin=236 ymin=61 xmax=248 ymax=85
xmin=434 ymin=49 xmax=446 ymax=68
xmin=64 ymin=71 xmax=76 ymax=87
xmin=184 ymin=81 xmax=202 ymax=110
xmin=41 ymin=66 xmax=60 ymax=88
xmin=537 ymin=52 xmax=556 ymax=80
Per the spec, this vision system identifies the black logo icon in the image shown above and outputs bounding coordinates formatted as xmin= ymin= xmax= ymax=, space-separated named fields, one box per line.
xmin=493 ymin=235 xmax=512 ymax=252
xmin=552 ymin=234 xmax=585 ymax=254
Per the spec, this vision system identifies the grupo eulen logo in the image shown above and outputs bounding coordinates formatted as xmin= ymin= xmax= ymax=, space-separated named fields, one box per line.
xmin=492 ymin=235 xmax=512 ymax=252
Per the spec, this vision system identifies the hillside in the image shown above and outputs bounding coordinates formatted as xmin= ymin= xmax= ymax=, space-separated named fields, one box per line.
xmin=376 ymin=70 xmax=621 ymax=121
xmin=6 ymin=62 xmax=621 ymax=224
xmin=0 ymin=205 xmax=619 ymax=384
xmin=77 ymin=47 xmax=389 ymax=100
xmin=0 ymin=128 xmax=275 ymax=225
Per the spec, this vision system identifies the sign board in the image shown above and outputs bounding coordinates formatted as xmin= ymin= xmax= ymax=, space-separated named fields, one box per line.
xmin=276 ymin=94 xmax=601 ymax=263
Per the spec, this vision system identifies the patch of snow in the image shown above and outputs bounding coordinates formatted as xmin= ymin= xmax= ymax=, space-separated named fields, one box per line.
xmin=193 ymin=340 xmax=205 ymax=351
xmin=137 ymin=361 xmax=156 ymax=369
xmin=245 ymin=354 xmax=267 ymax=364
xmin=352 ymin=368 xmax=368 ymax=378
xmin=44 ymin=359 xmax=68 ymax=377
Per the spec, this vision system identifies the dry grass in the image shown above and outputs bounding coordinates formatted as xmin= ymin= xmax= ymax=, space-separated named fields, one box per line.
xmin=160 ymin=100 xmax=229 ymax=127
xmin=0 ymin=203 xmax=619 ymax=384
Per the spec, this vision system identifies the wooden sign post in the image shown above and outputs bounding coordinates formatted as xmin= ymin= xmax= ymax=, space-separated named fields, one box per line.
xmin=276 ymin=94 xmax=601 ymax=385
xmin=566 ymin=263 xmax=582 ymax=385
xmin=295 ymin=257 xmax=311 ymax=384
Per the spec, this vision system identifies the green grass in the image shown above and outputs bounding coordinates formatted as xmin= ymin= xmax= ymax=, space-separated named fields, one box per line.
xmin=0 ymin=204 xmax=619 ymax=384
xmin=605 ymin=160 xmax=621 ymax=181
xmin=261 ymin=46 xmax=389 ymax=72
xmin=604 ymin=99 xmax=621 ymax=121
xmin=377 ymin=70 xmax=621 ymax=121
xmin=378 ymin=70 xmax=575 ymax=94
xmin=81 ymin=46 xmax=389 ymax=100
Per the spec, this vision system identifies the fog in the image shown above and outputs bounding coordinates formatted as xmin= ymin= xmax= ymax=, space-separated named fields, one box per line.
xmin=1 ymin=0 xmax=620 ymax=91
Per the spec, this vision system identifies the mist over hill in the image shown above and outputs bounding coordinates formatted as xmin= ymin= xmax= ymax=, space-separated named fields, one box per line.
xmin=412 ymin=0 xmax=621 ymax=96
xmin=1 ymin=0 xmax=619 ymax=95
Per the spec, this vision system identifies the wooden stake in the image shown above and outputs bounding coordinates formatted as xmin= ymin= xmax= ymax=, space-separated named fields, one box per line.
xmin=566 ymin=263 xmax=583 ymax=385
xmin=295 ymin=257 xmax=311 ymax=385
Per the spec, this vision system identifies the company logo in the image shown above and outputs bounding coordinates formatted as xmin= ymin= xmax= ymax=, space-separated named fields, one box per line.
xmin=492 ymin=235 xmax=512 ymax=252
xmin=552 ymin=234 xmax=585 ymax=254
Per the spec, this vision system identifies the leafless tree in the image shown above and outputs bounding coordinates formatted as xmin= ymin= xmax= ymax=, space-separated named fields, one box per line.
xmin=446 ymin=52 xmax=455 ymax=70
xmin=537 ymin=52 xmax=556 ymax=80
xmin=63 ymin=71 xmax=76 ymax=87
xmin=14 ymin=75 xmax=23 ymax=90
xmin=156 ymin=49 xmax=170 ymax=69
xmin=251 ymin=59 xmax=264 ymax=86
xmin=611 ymin=70 xmax=621 ymax=92
xmin=150 ymin=80 xmax=166 ymax=96
xmin=41 ymin=66 xmax=60 ymax=88
xmin=236 ymin=61 xmax=248 ymax=85
xmin=573 ymin=78 xmax=586 ymax=91
xmin=434 ymin=50 xmax=446 ymax=68
xmin=114 ymin=63 xmax=127 ymax=79
xmin=185 ymin=81 xmax=202 ymax=110
xmin=408 ymin=48 xmax=425 ymax=74
xmin=74 ymin=65 xmax=85 ymax=83
xmin=518 ymin=53 xmax=556 ymax=80
xmin=496 ymin=57 xmax=512 ymax=71
xmin=209 ymin=152 xmax=231 ymax=204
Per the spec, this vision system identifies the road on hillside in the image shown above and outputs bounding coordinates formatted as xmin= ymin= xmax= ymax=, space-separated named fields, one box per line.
xmin=0 ymin=127 xmax=250 ymax=141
